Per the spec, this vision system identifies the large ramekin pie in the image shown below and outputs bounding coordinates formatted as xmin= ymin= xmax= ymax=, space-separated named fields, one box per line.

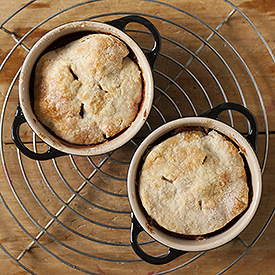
xmin=12 ymin=16 xmax=161 ymax=159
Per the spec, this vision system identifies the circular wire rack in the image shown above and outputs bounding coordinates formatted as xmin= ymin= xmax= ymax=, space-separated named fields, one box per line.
xmin=0 ymin=0 xmax=274 ymax=274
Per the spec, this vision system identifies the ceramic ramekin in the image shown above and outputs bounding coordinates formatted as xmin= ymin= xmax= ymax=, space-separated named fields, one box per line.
xmin=12 ymin=16 xmax=161 ymax=159
xmin=127 ymin=102 xmax=262 ymax=265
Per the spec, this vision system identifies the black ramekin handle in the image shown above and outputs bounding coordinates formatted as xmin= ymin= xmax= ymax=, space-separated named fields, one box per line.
xmin=200 ymin=102 xmax=258 ymax=153
xmin=107 ymin=15 xmax=161 ymax=69
xmin=130 ymin=214 xmax=186 ymax=265
xmin=11 ymin=104 xmax=67 ymax=160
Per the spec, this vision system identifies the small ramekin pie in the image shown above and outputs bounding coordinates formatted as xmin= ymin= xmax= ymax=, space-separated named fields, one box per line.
xmin=127 ymin=102 xmax=262 ymax=264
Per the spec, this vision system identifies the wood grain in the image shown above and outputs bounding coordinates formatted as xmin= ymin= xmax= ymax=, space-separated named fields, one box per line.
xmin=0 ymin=0 xmax=275 ymax=274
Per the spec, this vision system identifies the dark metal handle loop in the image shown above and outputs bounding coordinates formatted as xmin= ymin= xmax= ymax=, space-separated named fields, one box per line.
xmin=130 ymin=214 xmax=186 ymax=265
xmin=107 ymin=15 xmax=161 ymax=69
xmin=200 ymin=102 xmax=258 ymax=153
xmin=11 ymin=104 xmax=66 ymax=160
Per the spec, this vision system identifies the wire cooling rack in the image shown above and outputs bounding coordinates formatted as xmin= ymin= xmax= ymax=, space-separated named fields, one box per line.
xmin=0 ymin=0 xmax=274 ymax=274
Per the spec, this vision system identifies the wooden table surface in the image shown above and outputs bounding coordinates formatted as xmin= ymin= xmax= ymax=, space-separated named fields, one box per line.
xmin=0 ymin=0 xmax=275 ymax=274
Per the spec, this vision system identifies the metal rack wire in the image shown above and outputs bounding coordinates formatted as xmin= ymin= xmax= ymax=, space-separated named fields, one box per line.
xmin=0 ymin=0 xmax=274 ymax=274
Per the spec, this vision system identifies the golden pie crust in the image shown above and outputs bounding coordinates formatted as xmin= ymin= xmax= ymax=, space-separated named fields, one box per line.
xmin=139 ymin=130 xmax=249 ymax=235
xmin=33 ymin=33 xmax=142 ymax=145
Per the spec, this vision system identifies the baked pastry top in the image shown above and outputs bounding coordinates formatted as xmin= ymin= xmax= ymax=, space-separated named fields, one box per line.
xmin=33 ymin=33 xmax=142 ymax=145
xmin=139 ymin=130 xmax=249 ymax=236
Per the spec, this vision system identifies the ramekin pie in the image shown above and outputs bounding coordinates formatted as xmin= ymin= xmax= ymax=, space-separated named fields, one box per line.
xmin=12 ymin=16 xmax=161 ymax=159
xmin=127 ymin=103 xmax=262 ymax=264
